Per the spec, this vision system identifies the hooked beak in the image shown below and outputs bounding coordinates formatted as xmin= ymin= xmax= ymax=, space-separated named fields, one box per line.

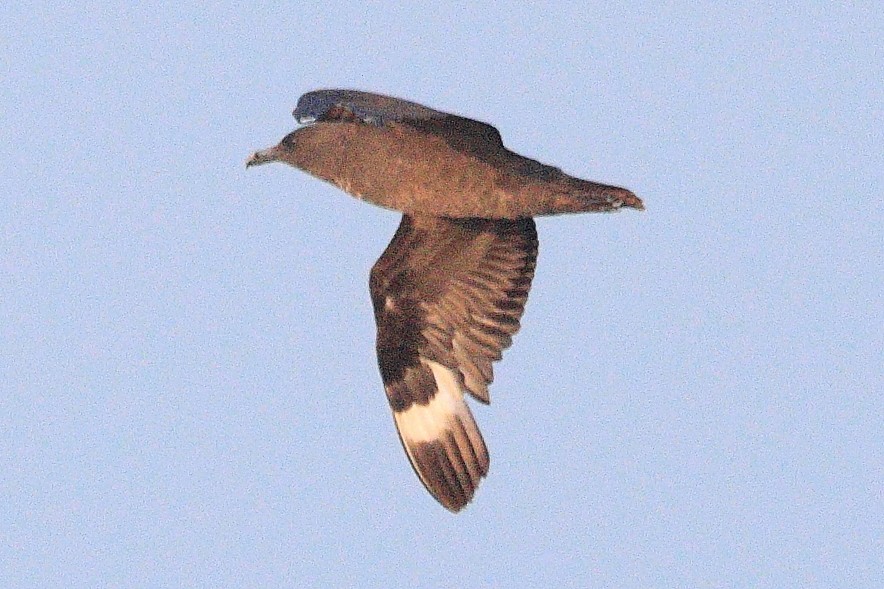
xmin=245 ymin=146 xmax=280 ymax=168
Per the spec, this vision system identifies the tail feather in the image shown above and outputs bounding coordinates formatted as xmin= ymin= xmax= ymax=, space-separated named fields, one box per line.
xmin=569 ymin=178 xmax=644 ymax=212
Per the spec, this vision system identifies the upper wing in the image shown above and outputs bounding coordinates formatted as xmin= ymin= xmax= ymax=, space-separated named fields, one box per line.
xmin=293 ymin=88 xmax=506 ymax=156
xmin=294 ymin=89 xmax=447 ymax=125
xmin=369 ymin=215 xmax=538 ymax=511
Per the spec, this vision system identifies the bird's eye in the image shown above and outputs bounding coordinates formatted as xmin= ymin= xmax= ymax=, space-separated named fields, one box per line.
xmin=280 ymin=131 xmax=299 ymax=148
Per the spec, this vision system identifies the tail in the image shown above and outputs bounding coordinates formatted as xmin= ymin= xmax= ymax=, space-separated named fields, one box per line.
xmin=568 ymin=178 xmax=644 ymax=212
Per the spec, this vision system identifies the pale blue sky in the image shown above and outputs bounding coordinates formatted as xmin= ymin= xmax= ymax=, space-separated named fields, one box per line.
xmin=2 ymin=2 xmax=881 ymax=588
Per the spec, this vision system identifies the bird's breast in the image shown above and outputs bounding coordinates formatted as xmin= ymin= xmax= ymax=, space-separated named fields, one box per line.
xmin=296 ymin=122 xmax=530 ymax=219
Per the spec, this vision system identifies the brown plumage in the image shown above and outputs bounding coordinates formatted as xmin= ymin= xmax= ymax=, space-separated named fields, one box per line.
xmin=247 ymin=89 xmax=642 ymax=512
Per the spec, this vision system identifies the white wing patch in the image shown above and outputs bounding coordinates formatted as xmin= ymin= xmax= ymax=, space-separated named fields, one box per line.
xmin=394 ymin=360 xmax=465 ymax=444
xmin=392 ymin=359 xmax=489 ymax=510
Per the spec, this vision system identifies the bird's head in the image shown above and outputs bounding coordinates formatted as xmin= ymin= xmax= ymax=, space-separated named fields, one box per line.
xmin=246 ymin=130 xmax=301 ymax=168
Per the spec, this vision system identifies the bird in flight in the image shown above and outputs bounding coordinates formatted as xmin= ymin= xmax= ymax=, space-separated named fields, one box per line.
xmin=247 ymin=89 xmax=642 ymax=511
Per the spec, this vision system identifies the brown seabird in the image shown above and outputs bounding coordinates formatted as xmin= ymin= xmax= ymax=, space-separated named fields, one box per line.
xmin=247 ymin=89 xmax=643 ymax=512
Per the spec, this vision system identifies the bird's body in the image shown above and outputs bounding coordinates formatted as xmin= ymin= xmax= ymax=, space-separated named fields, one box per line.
xmin=248 ymin=89 xmax=642 ymax=511
xmin=251 ymin=90 xmax=642 ymax=219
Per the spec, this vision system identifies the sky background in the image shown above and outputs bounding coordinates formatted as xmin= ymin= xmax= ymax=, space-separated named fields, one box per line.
xmin=2 ymin=2 xmax=881 ymax=588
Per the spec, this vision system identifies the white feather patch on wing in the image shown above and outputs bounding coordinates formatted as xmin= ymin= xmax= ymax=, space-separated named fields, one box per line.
xmin=392 ymin=359 xmax=489 ymax=509
xmin=394 ymin=360 xmax=464 ymax=444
